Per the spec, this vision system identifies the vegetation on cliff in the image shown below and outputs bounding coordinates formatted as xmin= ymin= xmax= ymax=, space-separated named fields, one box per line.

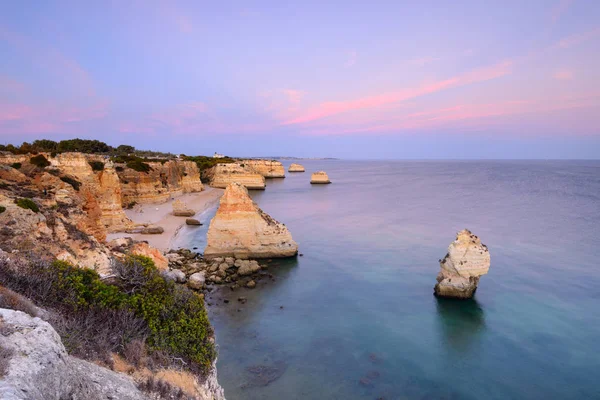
xmin=0 ymin=254 xmax=216 ymax=375
xmin=30 ymin=154 xmax=51 ymax=168
xmin=15 ymin=198 xmax=40 ymax=213
xmin=183 ymin=155 xmax=236 ymax=171
xmin=59 ymin=176 xmax=82 ymax=191
xmin=88 ymin=160 xmax=105 ymax=171
xmin=10 ymin=163 xmax=21 ymax=170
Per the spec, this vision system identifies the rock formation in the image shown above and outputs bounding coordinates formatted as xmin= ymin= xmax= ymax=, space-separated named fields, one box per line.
xmin=204 ymin=163 xmax=265 ymax=190
xmin=310 ymin=171 xmax=331 ymax=184
xmin=172 ymin=199 xmax=195 ymax=216
xmin=204 ymin=183 xmax=298 ymax=259
xmin=434 ymin=229 xmax=491 ymax=299
xmin=117 ymin=160 xmax=204 ymax=205
xmin=0 ymin=308 xmax=148 ymax=400
xmin=288 ymin=163 xmax=305 ymax=172
xmin=243 ymin=160 xmax=285 ymax=178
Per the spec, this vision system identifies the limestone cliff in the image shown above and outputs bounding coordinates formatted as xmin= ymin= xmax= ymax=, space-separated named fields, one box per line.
xmin=204 ymin=183 xmax=298 ymax=259
xmin=244 ymin=160 xmax=285 ymax=178
xmin=0 ymin=308 xmax=148 ymax=400
xmin=204 ymin=164 xmax=265 ymax=190
xmin=117 ymin=160 xmax=204 ymax=205
xmin=434 ymin=229 xmax=491 ymax=299
xmin=310 ymin=171 xmax=331 ymax=184
xmin=288 ymin=163 xmax=305 ymax=172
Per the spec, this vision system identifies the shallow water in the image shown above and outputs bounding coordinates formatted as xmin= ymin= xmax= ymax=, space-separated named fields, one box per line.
xmin=179 ymin=160 xmax=600 ymax=400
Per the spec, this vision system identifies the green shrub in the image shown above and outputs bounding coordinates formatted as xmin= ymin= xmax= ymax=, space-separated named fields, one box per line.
xmin=0 ymin=255 xmax=215 ymax=374
xmin=126 ymin=159 xmax=152 ymax=173
xmin=10 ymin=163 xmax=21 ymax=170
xmin=115 ymin=166 xmax=124 ymax=172
xmin=15 ymin=198 xmax=39 ymax=213
xmin=183 ymin=155 xmax=235 ymax=171
xmin=0 ymin=206 xmax=5 ymax=214
xmin=60 ymin=176 xmax=81 ymax=191
xmin=88 ymin=161 xmax=105 ymax=171
xmin=30 ymin=154 xmax=50 ymax=168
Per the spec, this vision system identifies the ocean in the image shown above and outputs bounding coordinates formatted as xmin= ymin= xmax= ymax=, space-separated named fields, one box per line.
xmin=176 ymin=160 xmax=600 ymax=400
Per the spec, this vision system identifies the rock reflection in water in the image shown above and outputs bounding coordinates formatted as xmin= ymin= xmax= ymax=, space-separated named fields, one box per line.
xmin=435 ymin=297 xmax=486 ymax=352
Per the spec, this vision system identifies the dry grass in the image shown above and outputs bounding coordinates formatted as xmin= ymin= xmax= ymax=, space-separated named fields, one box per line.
xmin=0 ymin=286 xmax=39 ymax=317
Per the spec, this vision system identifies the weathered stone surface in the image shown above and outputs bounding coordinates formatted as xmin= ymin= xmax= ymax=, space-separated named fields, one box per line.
xmin=188 ymin=272 xmax=206 ymax=290
xmin=116 ymin=160 xmax=203 ymax=205
xmin=172 ymin=199 xmax=195 ymax=216
xmin=0 ymin=308 xmax=147 ymax=400
xmin=244 ymin=160 xmax=285 ymax=178
xmin=434 ymin=229 xmax=491 ymax=299
xmin=140 ymin=225 xmax=164 ymax=234
xmin=204 ymin=183 xmax=298 ymax=259
xmin=130 ymin=242 xmax=169 ymax=271
xmin=237 ymin=260 xmax=261 ymax=276
xmin=288 ymin=163 xmax=305 ymax=172
xmin=204 ymin=163 xmax=266 ymax=190
xmin=310 ymin=171 xmax=331 ymax=184
xmin=162 ymin=268 xmax=186 ymax=283
xmin=186 ymin=218 xmax=202 ymax=225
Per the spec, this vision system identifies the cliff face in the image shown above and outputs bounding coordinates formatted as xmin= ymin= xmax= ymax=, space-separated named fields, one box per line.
xmin=434 ymin=229 xmax=491 ymax=299
xmin=204 ymin=164 xmax=266 ymax=190
xmin=0 ymin=308 xmax=148 ymax=400
xmin=204 ymin=183 xmax=298 ymax=259
xmin=117 ymin=160 xmax=204 ymax=205
xmin=244 ymin=160 xmax=285 ymax=178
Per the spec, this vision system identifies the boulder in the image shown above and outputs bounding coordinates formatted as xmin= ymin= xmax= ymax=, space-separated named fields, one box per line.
xmin=188 ymin=272 xmax=206 ymax=290
xmin=204 ymin=183 xmax=298 ymax=259
xmin=140 ymin=225 xmax=164 ymax=234
xmin=434 ymin=229 xmax=491 ymax=299
xmin=238 ymin=260 xmax=261 ymax=276
xmin=310 ymin=171 xmax=331 ymax=184
xmin=288 ymin=163 xmax=305 ymax=172
xmin=131 ymin=242 xmax=169 ymax=271
xmin=186 ymin=218 xmax=202 ymax=225
xmin=246 ymin=280 xmax=256 ymax=289
xmin=162 ymin=269 xmax=186 ymax=283
xmin=172 ymin=199 xmax=195 ymax=217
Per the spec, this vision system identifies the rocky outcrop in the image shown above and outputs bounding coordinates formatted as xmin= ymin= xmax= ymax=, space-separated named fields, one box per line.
xmin=310 ymin=171 xmax=331 ymax=184
xmin=434 ymin=229 xmax=491 ymax=299
xmin=204 ymin=164 xmax=265 ymax=190
xmin=244 ymin=160 xmax=285 ymax=178
xmin=117 ymin=160 xmax=204 ymax=205
xmin=204 ymin=183 xmax=298 ymax=259
xmin=0 ymin=308 xmax=148 ymax=400
xmin=288 ymin=163 xmax=305 ymax=172
xmin=173 ymin=199 xmax=196 ymax=216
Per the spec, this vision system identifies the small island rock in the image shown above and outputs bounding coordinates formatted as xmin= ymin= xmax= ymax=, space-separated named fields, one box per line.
xmin=434 ymin=229 xmax=491 ymax=299
xmin=186 ymin=218 xmax=202 ymax=225
xmin=310 ymin=171 xmax=331 ymax=184
xmin=288 ymin=163 xmax=305 ymax=172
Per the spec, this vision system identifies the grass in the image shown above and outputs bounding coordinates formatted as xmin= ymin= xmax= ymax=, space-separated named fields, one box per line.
xmin=0 ymin=286 xmax=39 ymax=317
xmin=15 ymin=198 xmax=39 ymax=213
xmin=29 ymin=154 xmax=50 ymax=168
xmin=0 ymin=255 xmax=216 ymax=376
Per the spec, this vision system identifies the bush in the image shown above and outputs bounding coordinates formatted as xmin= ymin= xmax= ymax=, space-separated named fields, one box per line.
xmin=88 ymin=161 xmax=105 ymax=171
xmin=60 ymin=176 xmax=81 ymax=191
xmin=30 ymin=154 xmax=50 ymax=168
xmin=127 ymin=159 xmax=152 ymax=173
xmin=115 ymin=166 xmax=124 ymax=172
xmin=0 ymin=206 xmax=5 ymax=214
xmin=10 ymin=163 xmax=21 ymax=170
xmin=0 ymin=256 xmax=215 ymax=375
xmin=15 ymin=198 xmax=39 ymax=213
xmin=0 ymin=286 xmax=39 ymax=317
xmin=183 ymin=155 xmax=235 ymax=171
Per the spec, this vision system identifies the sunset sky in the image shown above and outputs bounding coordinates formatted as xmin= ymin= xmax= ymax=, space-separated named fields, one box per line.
xmin=1 ymin=1 xmax=599 ymax=158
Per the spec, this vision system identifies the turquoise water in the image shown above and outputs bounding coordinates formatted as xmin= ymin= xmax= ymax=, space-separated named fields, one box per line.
xmin=179 ymin=160 xmax=600 ymax=400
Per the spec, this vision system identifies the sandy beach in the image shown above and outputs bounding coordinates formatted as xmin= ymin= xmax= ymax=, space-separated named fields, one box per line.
xmin=106 ymin=187 xmax=224 ymax=251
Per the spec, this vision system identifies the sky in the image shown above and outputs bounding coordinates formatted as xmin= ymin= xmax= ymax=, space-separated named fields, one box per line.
xmin=1 ymin=0 xmax=600 ymax=159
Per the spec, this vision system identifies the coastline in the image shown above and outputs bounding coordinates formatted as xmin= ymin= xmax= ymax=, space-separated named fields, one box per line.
xmin=106 ymin=187 xmax=224 ymax=251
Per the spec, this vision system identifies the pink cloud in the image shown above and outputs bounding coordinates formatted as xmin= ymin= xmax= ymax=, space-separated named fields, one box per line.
xmin=555 ymin=27 xmax=600 ymax=48
xmin=553 ymin=69 xmax=574 ymax=80
xmin=282 ymin=60 xmax=513 ymax=125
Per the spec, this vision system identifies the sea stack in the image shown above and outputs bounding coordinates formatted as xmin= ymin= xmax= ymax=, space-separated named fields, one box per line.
xmin=310 ymin=171 xmax=331 ymax=184
xmin=204 ymin=182 xmax=298 ymax=259
xmin=288 ymin=163 xmax=305 ymax=172
xmin=434 ymin=229 xmax=490 ymax=299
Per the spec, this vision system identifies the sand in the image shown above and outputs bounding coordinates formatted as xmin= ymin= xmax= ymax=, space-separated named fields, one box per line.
xmin=106 ymin=187 xmax=224 ymax=251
